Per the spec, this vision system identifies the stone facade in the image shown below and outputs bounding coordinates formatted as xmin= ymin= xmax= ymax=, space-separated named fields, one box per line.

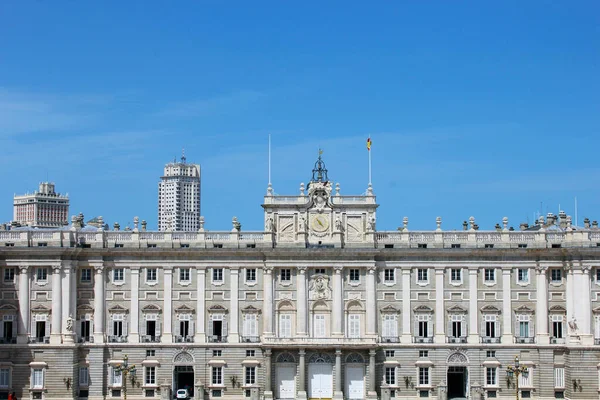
xmin=0 ymin=157 xmax=599 ymax=400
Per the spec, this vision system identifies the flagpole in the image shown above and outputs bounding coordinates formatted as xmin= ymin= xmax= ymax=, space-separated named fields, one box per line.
xmin=268 ymin=134 xmax=271 ymax=186
xmin=368 ymin=145 xmax=372 ymax=186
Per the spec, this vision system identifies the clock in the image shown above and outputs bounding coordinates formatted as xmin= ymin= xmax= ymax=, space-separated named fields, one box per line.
xmin=311 ymin=214 xmax=330 ymax=232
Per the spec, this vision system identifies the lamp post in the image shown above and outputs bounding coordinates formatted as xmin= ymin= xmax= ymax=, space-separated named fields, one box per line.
xmin=506 ymin=355 xmax=528 ymax=400
xmin=115 ymin=354 xmax=136 ymax=400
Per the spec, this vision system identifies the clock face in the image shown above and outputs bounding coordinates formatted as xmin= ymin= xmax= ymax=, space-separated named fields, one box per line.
xmin=311 ymin=214 xmax=330 ymax=232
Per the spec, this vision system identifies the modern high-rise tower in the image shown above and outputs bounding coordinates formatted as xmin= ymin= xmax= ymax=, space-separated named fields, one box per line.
xmin=158 ymin=153 xmax=201 ymax=231
xmin=13 ymin=182 xmax=70 ymax=227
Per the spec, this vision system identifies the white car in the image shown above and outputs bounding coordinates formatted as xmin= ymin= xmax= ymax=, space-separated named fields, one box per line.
xmin=176 ymin=389 xmax=189 ymax=399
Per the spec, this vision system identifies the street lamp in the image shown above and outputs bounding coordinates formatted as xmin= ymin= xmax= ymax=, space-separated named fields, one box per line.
xmin=115 ymin=354 xmax=136 ymax=400
xmin=506 ymin=355 xmax=528 ymax=400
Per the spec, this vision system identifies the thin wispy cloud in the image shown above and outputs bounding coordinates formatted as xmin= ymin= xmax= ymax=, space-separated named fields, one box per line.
xmin=157 ymin=90 xmax=266 ymax=118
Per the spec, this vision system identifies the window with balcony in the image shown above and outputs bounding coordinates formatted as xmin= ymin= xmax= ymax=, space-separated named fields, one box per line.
xmin=1 ymin=315 xmax=16 ymax=343
xmin=482 ymin=314 xmax=499 ymax=342
xmin=313 ymin=314 xmax=326 ymax=338
xmin=382 ymin=314 xmax=398 ymax=341
xmin=78 ymin=318 xmax=92 ymax=343
xmin=414 ymin=314 xmax=433 ymax=342
xmin=209 ymin=314 xmax=227 ymax=342
xmin=242 ymin=313 xmax=258 ymax=342
xmin=279 ymin=314 xmax=291 ymax=338
xmin=448 ymin=314 xmax=466 ymax=341
xmin=551 ymin=315 xmax=565 ymax=342
xmin=142 ymin=314 xmax=161 ymax=343
xmin=109 ymin=314 xmax=127 ymax=342
xmin=348 ymin=314 xmax=361 ymax=338
xmin=515 ymin=314 xmax=534 ymax=342
xmin=177 ymin=314 xmax=194 ymax=342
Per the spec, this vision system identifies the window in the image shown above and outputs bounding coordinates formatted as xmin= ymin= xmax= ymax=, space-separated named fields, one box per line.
xmin=36 ymin=267 xmax=48 ymax=282
xmin=419 ymin=367 xmax=430 ymax=386
xmin=417 ymin=243 xmax=427 ymax=249
xmin=518 ymin=269 xmax=529 ymax=283
xmin=484 ymin=244 xmax=494 ymax=249
xmin=486 ymin=351 xmax=496 ymax=358
xmin=279 ymin=315 xmax=291 ymax=337
xmin=552 ymin=315 xmax=564 ymax=339
xmin=213 ymin=350 xmax=222 ymax=357
xmin=180 ymin=268 xmax=191 ymax=282
xmin=0 ymin=368 xmax=10 ymax=388
xmin=243 ymin=314 xmax=258 ymax=338
xmin=451 ymin=243 xmax=461 ymax=249
xmin=348 ymin=314 xmax=360 ymax=338
xmin=385 ymin=367 xmax=396 ymax=385
xmin=111 ymin=314 xmax=126 ymax=339
xmin=484 ymin=268 xmax=495 ymax=282
xmin=245 ymin=366 xmax=256 ymax=385
xmin=597 ymin=268 xmax=600 ymax=282
xmin=212 ymin=366 xmax=223 ymax=385
xmin=146 ymin=268 xmax=157 ymax=282
xmin=280 ymin=269 xmax=291 ymax=282
xmin=554 ymin=367 xmax=564 ymax=389
xmin=315 ymin=268 xmax=326 ymax=275
xmin=113 ymin=268 xmax=124 ymax=282
xmin=382 ymin=315 xmax=398 ymax=338
xmin=111 ymin=367 xmax=122 ymax=386
xmin=551 ymin=269 xmax=562 ymax=282
xmin=145 ymin=366 xmax=156 ymax=385
xmin=517 ymin=315 xmax=532 ymax=337
xmin=212 ymin=268 xmax=223 ymax=282
xmin=246 ymin=350 xmax=255 ymax=357
xmin=3 ymin=268 xmax=15 ymax=282
xmin=246 ymin=268 xmax=256 ymax=283
xmin=419 ymin=350 xmax=429 ymax=358
xmin=385 ymin=350 xmax=395 ymax=357
xmin=146 ymin=350 xmax=155 ymax=357
xmin=484 ymin=315 xmax=498 ymax=338
xmin=450 ymin=315 xmax=465 ymax=338
xmin=450 ymin=268 xmax=462 ymax=283
xmin=32 ymin=368 xmax=44 ymax=389
xmin=486 ymin=367 xmax=497 ymax=386
xmin=349 ymin=269 xmax=360 ymax=282
xmin=80 ymin=268 xmax=91 ymax=283
xmin=518 ymin=243 xmax=527 ymax=248
xmin=417 ymin=269 xmax=428 ymax=283
xmin=416 ymin=315 xmax=432 ymax=338
xmin=314 ymin=314 xmax=326 ymax=338
xmin=79 ymin=367 xmax=89 ymax=387
xmin=384 ymin=269 xmax=395 ymax=282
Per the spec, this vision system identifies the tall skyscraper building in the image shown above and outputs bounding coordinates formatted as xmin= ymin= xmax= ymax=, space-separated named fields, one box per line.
xmin=158 ymin=153 xmax=201 ymax=231
xmin=13 ymin=182 xmax=69 ymax=227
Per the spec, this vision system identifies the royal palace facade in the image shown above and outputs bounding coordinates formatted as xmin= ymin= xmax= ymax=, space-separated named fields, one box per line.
xmin=1 ymin=158 xmax=600 ymax=400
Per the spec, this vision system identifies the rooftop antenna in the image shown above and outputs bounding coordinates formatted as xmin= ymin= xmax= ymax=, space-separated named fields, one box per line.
xmin=181 ymin=147 xmax=186 ymax=163
xmin=575 ymin=197 xmax=578 ymax=226
xmin=268 ymin=134 xmax=271 ymax=186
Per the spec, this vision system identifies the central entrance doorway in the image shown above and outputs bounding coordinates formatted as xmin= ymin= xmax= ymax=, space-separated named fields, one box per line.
xmin=308 ymin=354 xmax=333 ymax=400
xmin=447 ymin=366 xmax=468 ymax=399
xmin=173 ymin=365 xmax=194 ymax=398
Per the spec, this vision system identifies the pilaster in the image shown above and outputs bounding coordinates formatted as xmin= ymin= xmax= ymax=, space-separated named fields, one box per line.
xmin=435 ymin=267 xmax=445 ymax=344
xmin=333 ymin=349 xmax=343 ymax=400
xmin=263 ymin=348 xmax=273 ymax=400
xmin=229 ymin=268 xmax=240 ymax=343
xmin=263 ymin=266 xmax=274 ymax=337
xmin=536 ymin=265 xmax=549 ymax=345
xmin=17 ymin=265 xmax=30 ymax=344
xmin=195 ymin=268 xmax=206 ymax=343
xmin=366 ymin=265 xmax=377 ymax=337
xmin=50 ymin=264 xmax=62 ymax=344
xmin=367 ymin=349 xmax=377 ymax=399
xmin=468 ymin=267 xmax=478 ymax=344
xmin=401 ymin=268 xmax=411 ymax=343
xmin=163 ymin=267 xmax=173 ymax=343
xmin=501 ymin=268 xmax=513 ymax=343
xmin=297 ymin=267 xmax=308 ymax=337
xmin=332 ymin=266 xmax=344 ymax=338
xmin=129 ymin=266 xmax=140 ymax=343
xmin=61 ymin=261 xmax=75 ymax=343
xmin=297 ymin=348 xmax=307 ymax=400
xmin=93 ymin=265 xmax=105 ymax=343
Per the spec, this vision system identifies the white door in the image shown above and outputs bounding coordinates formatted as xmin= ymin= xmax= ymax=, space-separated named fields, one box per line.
xmin=345 ymin=366 xmax=365 ymax=400
xmin=276 ymin=366 xmax=296 ymax=399
xmin=308 ymin=363 xmax=333 ymax=398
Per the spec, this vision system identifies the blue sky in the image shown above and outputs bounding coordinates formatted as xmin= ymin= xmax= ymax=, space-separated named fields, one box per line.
xmin=0 ymin=1 xmax=598 ymax=231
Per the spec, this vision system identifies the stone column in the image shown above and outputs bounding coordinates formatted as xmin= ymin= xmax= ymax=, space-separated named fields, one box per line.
xmin=536 ymin=266 xmax=549 ymax=344
xmin=264 ymin=349 xmax=273 ymax=400
xmin=61 ymin=263 xmax=74 ymax=343
xmin=298 ymin=348 xmax=307 ymax=400
xmin=195 ymin=268 xmax=206 ymax=342
xmin=578 ymin=266 xmax=592 ymax=342
xmin=435 ymin=268 xmax=445 ymax=343
xmin=366 ymin=266 xmax=377 ymax=337
xmin=163 ymin=268 xmax=173 ymax=342
xmin=93 ymin=265 xmax=105 ymax=343
xmin=368 ymin=349 xmax=377 ymax=398
xmin=297 ymin=267 xmax=308 ymax=337
xmin=263 ymin=267 xmax=274 ymax=336
xmin=401 ymin=268 xmax=411 ymax=342
xmin=50 ymin=264 xmax=62 ymax=344
xmin=334 ymin=349 xmax=343 ymax=399
xmin=17 ymin=266 xmax=30 ymax=344
xmin=229 ymin=268 xmax=240 ymax=342
xmin=332 ymin=266 xmax=344 ymax=338
xmin=468 ymin=268 xmax=478 ymax=344
xmin=129 ymin=267 xmax=140 ymax=343
xmin=502 ymin=268 xmax=513 ymax=342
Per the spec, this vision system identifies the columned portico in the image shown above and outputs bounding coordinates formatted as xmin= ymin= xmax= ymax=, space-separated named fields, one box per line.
xmin=536 ymin=266 xmax=549 ymax=344
xmin=50 ymin=264 xmax=62 ymax=344
xmin=17 ymin=266 xmax=30 ymax=344
xmin=229 ymin=268 xmax=240 ymax=343
xmin=93 ymin=265 xmax=105 ymax=343
xmin=467 ymin=268 xmax=478 ymax=344
xmin=263 ymin=266 xmax=274 ymax=336
xmin=129 ymin=267 xmax=140 ymax=343
xmin=297 ymin=267 xmax=308 ymax=337
xmin=366 ymin=265 xmax=377 ymax=337
xmin=195 ymin=268 xmax=206 ymax=342
xmin=435 ymin=268 xmax=445 ymax=343
xmin=163 ymin=267 xmax=173 ymax=343
xmin=332 ymin=266 xmax=343 ymax=338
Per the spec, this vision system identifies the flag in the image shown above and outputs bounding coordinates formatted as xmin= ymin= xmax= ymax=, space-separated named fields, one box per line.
xmin=366 ymin=137 xmax=372 ymax=151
